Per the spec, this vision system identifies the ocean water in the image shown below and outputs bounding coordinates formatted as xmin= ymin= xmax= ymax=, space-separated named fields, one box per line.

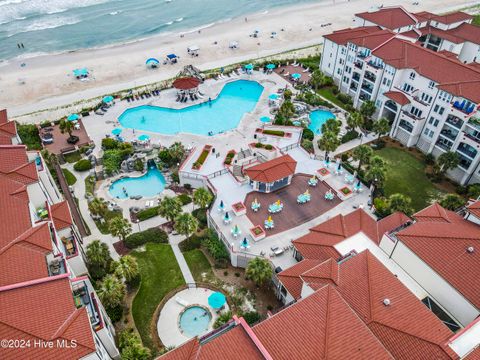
xmin=0 ymin=0 xmax=319 ymax=61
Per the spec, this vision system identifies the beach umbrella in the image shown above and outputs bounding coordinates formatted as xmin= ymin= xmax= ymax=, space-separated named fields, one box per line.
xmin=223 ymin=211 xmax=230 ymax=221
xmin=260 ymin=116 xmax=271 ymax=123
xmin=138 ymin=134 xmax=150 ymax=142
xmin=67 ymin=113 xmax=79 ymax=121
xmin=73 ymin=68 xmax=89 ymax=77
xmin=208 ymin=292 xmax=226 ymax=309
xmin=244 ymin=63 xmax=254 ymax=70
xmin=111 ymin=128 xmax=122 ymax=136
xmin=266 ymin=63 xmax=276 ymax=70
xmin=103 ymin=95 xmax=114 ymax=103
xmin=268 ymin=93 xmax=279 ymax=100
xmin=240 ymin=237 xmax=250 ymax=249
xmin=291 ymin=73 xmax=301 ymax=80
xmin=145 ymin=58 xmax=160 ymax=66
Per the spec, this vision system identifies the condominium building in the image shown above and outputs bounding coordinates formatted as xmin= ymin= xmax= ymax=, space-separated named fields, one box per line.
xmin=320 ymin=6 xmax=480 ymax=185
xmin=0 ymin=110 xmax=119 ymax=359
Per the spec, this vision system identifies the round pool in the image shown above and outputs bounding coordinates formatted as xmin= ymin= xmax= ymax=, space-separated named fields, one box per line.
xmin=109 ymin=166 xmax=166 ymax=199
xmin=179 ymin=306 xmax=212 ymax=337
xmin=309 ymin=110 xmax=336 ymax=135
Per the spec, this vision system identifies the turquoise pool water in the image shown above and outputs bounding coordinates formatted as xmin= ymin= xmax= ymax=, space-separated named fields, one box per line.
xmin=118 ymin=80 xmax=264 ymax=135
xmin=109 ymin=166 xmax=166 ymax=199
xmin=179 ymin=306 xmax=212 ymax=337
xmin=309 ymin=110 xmax=336 ymax=135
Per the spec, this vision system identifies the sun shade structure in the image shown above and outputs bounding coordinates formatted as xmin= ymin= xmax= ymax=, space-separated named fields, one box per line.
xmin=244 ymin=63 xmax=254 ymax=70
xmin=145 ymin=58 xmax=160 ymax=66
xmin=208 ymin=292 xmax=226 ymax=309
xmin=67 ymin=114 xmax=79 ymax=121
xmin=244 ymin=154 xmax=297 ymax=193
xmin=268 ymin=93 xmax=279 ymax=100
xmin=167 ymin=54 xmax=177 ymax=59
xmin=111 ymin=128 xmax=122 ymax=136
xmin=173 ymin=77 xmax=200 ymax=90
xmin=291 ymin=73 xmax=301 ymax=80
xmin=260 ymin=116 xmax=271 ymax=123
xmin=138 ymin=134 xmax=150 ymax=141
xmin=187 ymin=45 xmax=199 ymax=52
xmin=266 ymin=63 xmax=276 ymax=69
xmin=73 ymin=68 xmax=89 ymax=78
xmin=103 ymin=95 xmax=114 ymax=103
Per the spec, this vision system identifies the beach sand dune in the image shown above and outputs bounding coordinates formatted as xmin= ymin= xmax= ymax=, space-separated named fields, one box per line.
xmin=0 ymin=0 xmax=475 ymax=119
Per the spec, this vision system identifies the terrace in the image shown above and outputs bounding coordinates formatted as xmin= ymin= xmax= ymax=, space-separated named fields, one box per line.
xmin=41 ymin=120 xmax=92 ymax=155
xmin=71 ymin=280 xmax=102 ymax=329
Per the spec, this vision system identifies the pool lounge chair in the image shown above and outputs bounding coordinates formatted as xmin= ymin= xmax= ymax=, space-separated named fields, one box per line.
xmin=175 ymin=297 xmax=189 ymax=307
xmin=303 ymin=67 xmax=310 ymax=73
xmin=283 ymin=72 xmax=290 ymax=77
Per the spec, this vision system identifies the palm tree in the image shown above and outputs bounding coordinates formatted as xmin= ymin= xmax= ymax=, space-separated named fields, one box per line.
xmin=310 ymin=70 xmax=331 ymax=90
xmin=321 ymin=118 xmax=341 ymax=136
xmin=352 ymin=145 xmax=373 ymax=171
xmin=365 ymin=156 xmax=387 ymax=193
xmin=168 ymin=142 xmax=186 ymax=164
xmin=96 ymin=274 xmax=126 ymax=309
xmin=86 ymin=240 xmax=111 ymax=269
xmin=359 ymin=100 xmax=376 ymax=121
xmin=174 ymin=213 xmax=198 ymax=238
xmin=246 ymin=257 xmax=273 ymax=286
xmin=59 ymin=119 xmax=74 ymax=140
xmin=372 ymin=117 xmax=391 ymax=142
xmin=113 ymin=255 xmax=139 ymax=283
xmin=158 ymin=196 xmax=182 ymax=223
xmin=347 ymin=112 xmax=364 ymax=132
xmin=369 ymin=155 xmax=386 ymax=168
xmin=193 ymin=187 xmax=213 ymax=209
xmin=388 ymin=193 xmax=413 ymax=216
xmin=108 ymin=217 xmax=132 ymax=242
xmin=439 ymin=194 xmax=465 ymax=210
xmin=435 ymin=151 xmax=459 ymax=176
xmin=317 ymin=131 xmax=340 ymax=158
xmin=88 ymin=198 xmax=107 ymax=217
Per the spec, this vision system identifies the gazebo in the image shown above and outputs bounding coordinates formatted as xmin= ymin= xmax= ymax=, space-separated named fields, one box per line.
xmin=244 ymin=154 xmax=297 ymax=193
xmin=173 ymin=77 xmax=201 ymax=101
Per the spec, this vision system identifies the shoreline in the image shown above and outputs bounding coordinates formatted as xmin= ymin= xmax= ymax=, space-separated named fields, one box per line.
xmin=1 ymin=0 xmax=477 ymax=120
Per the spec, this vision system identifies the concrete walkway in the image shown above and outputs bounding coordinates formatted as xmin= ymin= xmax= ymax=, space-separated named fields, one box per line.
xmin=169 ymin=233 xmax=195 ymax=285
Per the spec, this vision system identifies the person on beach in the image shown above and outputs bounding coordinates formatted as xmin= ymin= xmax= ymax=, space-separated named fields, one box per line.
xmin=21 ymin=43 xmax=24 ymax=48
xmin=17 ymin=44 xmax=20 ymax=49
xmin=245 ymin=17 xmax=248 ymax=22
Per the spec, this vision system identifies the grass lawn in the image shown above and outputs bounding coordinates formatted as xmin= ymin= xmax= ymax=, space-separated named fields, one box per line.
xmin=132 ymin=243 xmax=185 ymax=351
xmin=473 ymin=14 xmax=480 ymax=26
xmin=95 ymin=210 xmax=123 ymax=234
xmin=374 ymin=147 xmax=444 ymax=211
xmin=63 ymin=150 xmax=82 ymax=163
xmin=84 ymin=175 xmax=95 ymax=195
xmin=183 ymin=249 xmax=215 ymax=283
xmin=317 ymin=88 xmax=349 ymax=111
xmin=62 ymin=168 xmax=77 ymax=186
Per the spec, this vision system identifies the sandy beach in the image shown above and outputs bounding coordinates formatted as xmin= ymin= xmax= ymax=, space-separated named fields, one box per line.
xmin=0 ymin=0 xmax=476 ymax=121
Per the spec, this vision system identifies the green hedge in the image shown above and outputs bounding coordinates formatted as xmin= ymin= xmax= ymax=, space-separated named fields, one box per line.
xmin=176 ymin=193 xmax=192 ymax=205
xmin=192 ymin=208 xmax=208 ymax=228
xmin=341 ymin=130 xmax=359 ymax=144
xmin=124 ymin=227 xmax=168 ymax=249
xmin=179 ymin=234 xmax=203 ymax=252
xmin=17 ymin=123 xmax=42 ymax=151
xmin=263 ymin=130 xmax=285 ymax=137
xmin=302 ymin=128 xmax=314 ymax=141
xmin=62 ymin=168 xmax=77 ymax=185
xmin=136 ymin=206 xmax=160 ymax=221
xmin=73 ymin=159 xmax=92 ymax=171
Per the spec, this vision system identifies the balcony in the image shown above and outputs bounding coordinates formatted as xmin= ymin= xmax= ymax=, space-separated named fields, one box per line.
xmin=72 ymin=281 xmax=102 ymax=329
xmin=367 ymin=61 xmax=384 ymax=70
xmin=445 ymin=115 xmax=463 ymax=130
xmin=361 ymin=82 xmax=373 ymax=94
xmin=350 ymin=82 xmax=358 ymax=91
xmin=452 ymin=100 xmax=476 ymax=115
xmin=359 ymin=93 xmax=371 ymax=102
xmin=401 ymin=110 xmax=424 ymax=121
xmin=48 ymin=257 xmax=67 ymax=276
xmin=352 ymin=73 xmax=360 ymax=82
xmin=457 ymin=143 xmax=478 ymax=159
xmin=364 ymin=71 xmax=376 ymax=83
xmin=60 ymin=232 xmax=78 ymax=258
xmin=354 ymin=61 xmax=363 ymax=70
xmin=439 ymin=127 xmax=458 ymax=142
xmin=398 ymin=119 xmax=413 ymax=133
xmin=435 ymin=138 xmax=452 ymax=151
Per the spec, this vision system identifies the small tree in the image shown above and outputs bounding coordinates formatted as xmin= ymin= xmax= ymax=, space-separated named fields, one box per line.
xmin=168 ymin=142 xmax=186 ymax=164
xmin=59 ymin=119 xmax=74 ymax=140
xmin=388 ymin=193 xmax=413 ymax=216
xmin=193 ymin=187 xmax=213 ymax=209
xmin=97 ymin=274 xmax=126 ymax=309
xmin=246 ymin=257 xmax=273 ymax=286
xmin=434 ymin=151 xmax=459 ymax=177
xmin=347 ymin=112 xmax=364 ymax=132
xmin=88 ymin=198 xmax=107 ymax=218
xmin=439 ymin=194 xmax=465 ymax=210
xmin=174 ymin=213 xmax=199 ymax=238
xmin=158 ymin=196 xmax=183 ymax=223
xmin=352 ymin=145 xmax=373 ymax=171
xmin=113 ymin=255 xmax=139 ymax=283
xmin=321 ymin=118 xmax=341 ymax=136
xmin=372 ymin=117 xmax=391 ymax=142
xmin=318 ymin=131 xmax=340 ymax=158
xmin=310 ymin=70 xmax=332 ymax=90
xmin=359 ymin=100 xmax=376 ymax=120
xmin=118 ymin=329 xmax=151 ymax=360
xmin=365 ymin=156 xmax=387 ymax=192
xmin=86 ymin=240 xmax=112 ymax=280
xmin=108 ymin=217 xmax=132 ymax=242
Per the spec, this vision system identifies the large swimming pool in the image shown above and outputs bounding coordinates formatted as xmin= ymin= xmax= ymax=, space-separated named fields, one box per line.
xmin=308 ymin=110 xmax=336 ymax=135
xmin=118 ymin=80 xmax=264 ymax=136
xmin=109 ymin=166 xmax=166 ymax=199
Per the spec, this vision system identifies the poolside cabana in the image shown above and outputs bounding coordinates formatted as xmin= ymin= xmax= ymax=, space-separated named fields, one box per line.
xmin=146 ymin=58 xmax=160 ymax=68
xmin=187 ymin=45 xmax=199 ymax=57
xmin=244 ymin=154 xmax=297 ymax=193
xmin=165 ymin=54 xmax=178 ymax=64
xmin=173 ymin=77 xmax=201 ymax=101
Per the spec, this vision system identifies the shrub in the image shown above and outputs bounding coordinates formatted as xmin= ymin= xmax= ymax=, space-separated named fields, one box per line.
xmin=124 ymin=227 xmax=168 ymax=249
xmin=204 ymin=232 xmax=230 ymax=262
xmin=235 ymin=272 xmax=240 ymax=277
xmin=341 ymin=153 xmax=349 ymax=162
xmin=263 ymin=130 xmax=285 ymax=137
xmin=171 ymin=171 xmax=179 ymax=183
xmin=336 ymin=93 xmax=353 ymax=105
xmin=255 ymin=142 xmax=262 ymax=148
xmin=467 ymin=183 xmax=480 ymax=199
xmin=16 ymin=123 xmax=42 ymax=150
xmin=85 ymin=175 xmax=95 ymax=196
xmin=102 ymin=137 xmax=119 ymax=150
xmin=424 ymin=153 xmax=435 ymax=165
xmin=136 ymin=206 xmax=160 ymax=221
xmin=134 ymin=159 xmax=144 ymax=172
xmin=302 ymin=128 xmax=314 ymax=141
xmin=192 ymin=208 xmax=208 ymax=228
xmin=301 ymin=139 xmax=313 ymax=153
xmin=223 ymin=271 xmax=228 ymax=276
xmin=106 ymin=304 xmax=123 ymax=323
xmin=341 ymin=129 xmax=359 ymax=144
xmin=177 ymin=193 xmax=192 ymax=205
xmin=264 ymin=144 xmax=273 ymax=150
xmin=73 ymin=159 xmax=92 ymax=172
xmin=213 ymin=311 xmax=233 ymax=329
xmin=374 ymin=197 xmax=391 ymax=218
xmin=158 ymin=149 xmax=173 ymax=165
xmin=179 ymin=234 xmax=203 ymax=252
xmin=62 ymin=168 xmax=77 ymax=185
xmin=242 ymin=311 xmax=261 ymax=326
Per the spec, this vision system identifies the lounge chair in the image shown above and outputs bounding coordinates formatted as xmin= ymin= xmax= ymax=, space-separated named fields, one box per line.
xmin=175 ymin=297 xmax=189 ymax=307
xmin=283 ymin=72 xmax=290 ymax=77
xmin=292 ymin=61 xmax=299 ymax=67
xmin=303 ymin=67 xmax=310 ymax=73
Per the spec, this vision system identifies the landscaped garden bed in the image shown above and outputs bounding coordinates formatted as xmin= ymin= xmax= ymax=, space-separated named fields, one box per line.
xmin=192 ymin=145 xmax=212 ymax=170
xmin=250 ymin=143 xmax=275 ymax=151
xmin=338 ymin=186 xmax=353 ymax=200
xmin=250 ymin=225 xmax=266 ymax=241
xmin=317 ymin=167 xmax=331 ymax=179
xmin=223 ymin=150 xmax=236 ymax=166
xmin=232 ymin=202 xmax=247 ymax=216
xmin=259 ymin=129 xmax=291 ymax=138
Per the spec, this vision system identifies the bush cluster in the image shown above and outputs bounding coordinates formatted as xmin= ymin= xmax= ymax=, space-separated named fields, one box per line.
xmin=73 ymin=159 xmax=92 ymax=171
xmin=176 ymin=193 xmax=192 ymax=205
xmin=136 ymin=206 xmax=160 ymax=221
xmin=124 ymin=227 xmax=168 ymax=249
xmin=341 ymin=130 xmax=359 ymax=144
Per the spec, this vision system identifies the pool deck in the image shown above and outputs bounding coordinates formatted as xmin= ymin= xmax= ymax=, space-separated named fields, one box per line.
xmin=157 ymin=287 xmax=230 ymax=347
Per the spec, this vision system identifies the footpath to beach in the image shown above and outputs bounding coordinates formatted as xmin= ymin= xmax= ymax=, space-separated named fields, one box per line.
xmin=0 ymin=0 xmax=477 ymax=121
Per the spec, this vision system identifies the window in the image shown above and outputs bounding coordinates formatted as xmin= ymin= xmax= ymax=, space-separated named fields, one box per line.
xmin=339 ymin=58 xmax=344 ymax=65
xmin=343 ymin=76 xmax=349 ymax=83
xmin=428 ymin=81 xmax=435 ymax=89
xmin=424 ymin=128 xmax=429 ymax=136
xmin=428 ymin=117 xmax=439 ymax=127
xmin=434 ymin=105 xmax=445 ymax=115
xmin=341 ymin=47 xmax=346 ymax=55
xmin=402 ymin=83 xmax=413 ymax=92
xmin=410 ymin=106 xmax=423 ymax=118
xmin=409 ymin=72 xmax=416 ymax=80
xmin=337 ymin=68 xmax=342 ymax=75
xmin=420 ymin=93 xmax=433 ymax=104
xmin=438 ymin=91 xmax=452 ymax=102
xmin=429 ymin=130 xmax=434 ymax=138
xmin=382 ymin=78 xmax=387 ymax=85
xmin=376 ymin=100 xmax=382 ymax=107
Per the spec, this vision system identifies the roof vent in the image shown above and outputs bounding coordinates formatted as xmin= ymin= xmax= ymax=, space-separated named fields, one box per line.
xmin=467 ymin=246 xmax=475 ymax=254
xmin=383 ymin=298 xmax=391 ymax=306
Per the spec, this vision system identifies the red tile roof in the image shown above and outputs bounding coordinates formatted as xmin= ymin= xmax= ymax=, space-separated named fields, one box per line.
xmin=356 ymin=7 xmax=418 ymax=30
xmin=0 ymin=110 xmax=17 ymax=145
xmin=428 ymin=11 xmax=473 ymax=25
xmin=0 ymin=277 xmax=96 ymax=360
xmin=467 ymin=200 xmax=480 ymax=219
xmin=277 ymin=259 xmax=322 ymax=300
xmin=349 ymin=31 xmax=396 ymax=50
xmin=244 ymin=154 xmax=297 ymax=183
xmin=464 ymin=347 xmax=480 ymax=360
xmin=0 ymin=145 xmax=38 ymax=184
xmin=447 ymin=23 xmax=480 ymax=45
xmin=397 ymin=203 xmax=480 ymax=309
xmin=50 ymin=200 xmax=73 ymax=230
xmin=253 ymin=285 xmax=393 ymax=360
xmin=324 ymin=26 xmax=382 ymax=45
xmin=384 ymin=91 xmax=411 ymax=106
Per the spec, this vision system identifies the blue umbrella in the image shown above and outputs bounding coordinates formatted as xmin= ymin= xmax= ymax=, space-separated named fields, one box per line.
xmin=103 ymin=95 xmax=114 ymax=103
xmin=138 ymin=134 xmax=150 ymax=141
xmin=146 ymin=57 xmax=160 ymax=65
xmin=266 ymin=63 xmax=276 ymax=70
xmin=260 ymin=116 xmax=271 ymax=123
xmin=111 ymin=128 xmax=122 ymax=136
xmin=208 ymin=292 xmax=226 ymax=309
xmin=240 ymin=237 xmax=250 ymax=249
xmin=291 ymin=73 xmax=301 ymax=80
xmin=219 ymin=200 xmax=224 ymax=210
xmin=268 ymin=93 xmax=279 ymax=100
xmin=67 ymin=114 xmax=79 ymax=121
xmin=167 ymin=54 xmax=177 ymax=59
xmin=244 ymin=63 xmax=254 ymax=70
xmin=73 ymin=68 xmax=88 ymax=77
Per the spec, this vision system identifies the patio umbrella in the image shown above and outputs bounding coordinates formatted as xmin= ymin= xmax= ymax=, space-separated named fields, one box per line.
xmin=266 ymin=63 xmax=276 ymax=70
xmin=111 ymin=128 xmax=122 ymax=136
xmin=138 ymin=134 xmax=150 ymax=142
xmin=67 ymin=113 xmax=79 ymax=121
xmin=208 ymin=292 xmax=226 ymax=309
xmin=291 ymin=73 xmax=301 ymax=80
xmin=224 ymin=211 xmax=230 ymax=221
xmin=240 ymin=237 xmax=250 ymax=249
xmin=244 ymin=63 xmax=254 ymax=70
xmin=260 ymin=116 xmax=271 ymax=123
xmin=146 ymin=58 xmax=160 ymax=66
xmin=73 ymin=68 xmax=89 ymax=77
xmin=268 ymin=93 xmax=279 ymax=100
xmin=219 ymin=200 xmax=224 ymax=211
xmin=103 ymin=95 xmax=114 ymax=103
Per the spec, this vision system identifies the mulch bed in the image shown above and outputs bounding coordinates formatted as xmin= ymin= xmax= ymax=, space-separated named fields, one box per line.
xmin=113 ymin=241 xmax=131 ymax=256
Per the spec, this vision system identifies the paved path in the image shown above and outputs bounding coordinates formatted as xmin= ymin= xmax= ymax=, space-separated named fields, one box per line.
xmin=169 ymin=233 xmax=195 ymax=285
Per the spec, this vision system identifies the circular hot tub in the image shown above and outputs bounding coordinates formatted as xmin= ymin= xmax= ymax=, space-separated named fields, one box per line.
xmin=178 ymin=305 xmax=212 ymax=337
